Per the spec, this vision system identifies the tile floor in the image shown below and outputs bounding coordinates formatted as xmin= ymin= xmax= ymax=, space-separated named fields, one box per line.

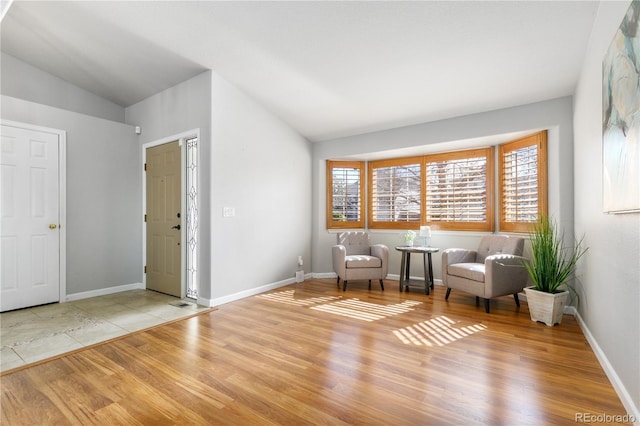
xmin=0 ymin=289 xmax=210 ymax=373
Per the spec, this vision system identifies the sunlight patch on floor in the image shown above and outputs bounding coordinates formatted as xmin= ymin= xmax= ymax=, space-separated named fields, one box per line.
xmin=393 ymin=315 xmax=487 ymax=347
xmin=256 ymin=290 xmax=341 ymax=306
xmin=256 ymin=290 xmax=423 ymax=322
xmin=311 ymin=299 xmax=422 ymax=322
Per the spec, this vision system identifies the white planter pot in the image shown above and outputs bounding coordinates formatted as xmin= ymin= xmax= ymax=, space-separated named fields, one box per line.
xmin=524 ymin=286 xmax=569 ymax=326
xmin=405 ymin=240 xmax=414 ymax=247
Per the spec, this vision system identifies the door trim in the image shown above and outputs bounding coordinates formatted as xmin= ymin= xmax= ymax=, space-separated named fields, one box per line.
xmin=142 ymin=129 xmax=199 ymax=298
xmin=1 ymin=119 xmax=67 ymax=304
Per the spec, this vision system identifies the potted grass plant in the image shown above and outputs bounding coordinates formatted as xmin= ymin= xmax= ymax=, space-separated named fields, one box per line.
xmin=523 ymin=215 xmax=588 ymax=326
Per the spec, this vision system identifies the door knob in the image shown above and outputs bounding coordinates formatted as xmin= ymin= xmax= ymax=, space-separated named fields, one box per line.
xmin=172 ymin=224 xmax=181 ymax=230
xmin=49 ymin=224 xmax=58 ymax=229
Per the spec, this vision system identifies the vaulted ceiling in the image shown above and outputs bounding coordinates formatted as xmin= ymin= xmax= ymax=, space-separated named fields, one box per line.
xmin=1 ymin=1 xmax=599 ymax=141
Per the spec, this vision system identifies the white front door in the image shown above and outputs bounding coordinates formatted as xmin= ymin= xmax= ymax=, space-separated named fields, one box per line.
xmin=1 ymin=124 xmax=60 ymax=312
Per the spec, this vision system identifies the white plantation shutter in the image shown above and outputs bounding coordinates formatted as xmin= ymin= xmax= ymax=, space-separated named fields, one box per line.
xmin=424 ymin=148 xmax=494 ymax=231
xmin=499 ymin=132 xmax=547 ymax=232
xmin=369 ymin=158 xmax=422 ymax=229
xmin=326 ymin=133 xmax=547 ymax=232
xmin=332 ymin=167 xmax=361 ymax=220
xmin=502 ymin=145 xmax=538 ymax=222
xmin=326 ymin=161 xmax=364 ymax=228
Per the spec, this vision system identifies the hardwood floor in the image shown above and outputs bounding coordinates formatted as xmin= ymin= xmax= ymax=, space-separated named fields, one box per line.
xmin=1 ymin=279 xmax=630 ymax=425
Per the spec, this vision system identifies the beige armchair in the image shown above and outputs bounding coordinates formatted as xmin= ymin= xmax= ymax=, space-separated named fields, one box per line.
xmin=442 ymin=235 xmax=528 ymax=313
xmin=332 ymin=232 xmax=388 ymax=291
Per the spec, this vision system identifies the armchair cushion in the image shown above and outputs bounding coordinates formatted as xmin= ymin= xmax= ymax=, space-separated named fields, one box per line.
xmin=345 ymin=255 xmax=382 ymax=269
xmin=448 ymin=263 xmax=485 ymax=282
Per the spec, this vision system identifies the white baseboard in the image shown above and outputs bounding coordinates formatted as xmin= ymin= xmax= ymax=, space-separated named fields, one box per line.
xmin=199 ymin=273 xmax=443 ymax=307
xmin=65 ymin=282 xmax=145 ymax=302
xmin=313 ymin=272 xmax=337 ymax=279
xmin=196 ymin=295 xmax=214 ymax=307
xmin=573 ymin=309 xmax=640 ymax=425
xmin=201 ymin=277 xmax=296 ymax=307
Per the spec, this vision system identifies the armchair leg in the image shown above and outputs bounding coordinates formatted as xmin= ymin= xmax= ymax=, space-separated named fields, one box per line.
xmin=484 ymin=299 xmax=490 ymax=313
xmin=445 ymin=288 xmax=451 ymax=300
xmin=368 ymin=280 xmax=372 ymax=290
xmin=476 ymin=296 xmax=480 ymax=306
xmin=343 ymin=281 xmax=347 ymax=291
xmin=379 ymin=279 xmax=384 ymax=291
xmin=513 ymin=293 xmax=520 ymax=307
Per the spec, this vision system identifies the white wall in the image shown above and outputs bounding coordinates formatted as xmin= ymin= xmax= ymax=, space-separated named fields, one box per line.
xmin=125 ymin=71 xmax=213 ymax=301
xmin=573 ymin=0 xmax=640 ymax=418
xmin=312 ymin=97 xmax=575 ymax=281
xmin=1 ymin=95 xmax=141 ymax=295
xmin=210 ymin=73 xmax=312 ymax=302
xmin=1 ymin=55 xmax=313 ymax=306
xmin=125 ymin=71 xmax=312 ymax=305
xmin=1 ymin=53 xmax=125 ymax=123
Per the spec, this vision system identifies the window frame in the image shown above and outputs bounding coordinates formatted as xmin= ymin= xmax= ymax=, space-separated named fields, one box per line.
xmin=326 ymin=160 xmax=365 ymax=229
xmin=498 ymin=131 xmax=548 ymax=233
xmin=368 ymin=156 xmax=424 ymax=230
xmin=424 ymin=147 xmax=495 ymax=232
xmin=325 ymin=132 xmax=549 ymax=233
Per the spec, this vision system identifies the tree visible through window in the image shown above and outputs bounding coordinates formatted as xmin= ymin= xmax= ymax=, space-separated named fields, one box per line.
xmin=425 ymin=148 xmax=494 ymax=231
xmin=326 ymin=161 xmax=364 ymax=229
xmin=368 ymin=158 xmax=422 ymax=229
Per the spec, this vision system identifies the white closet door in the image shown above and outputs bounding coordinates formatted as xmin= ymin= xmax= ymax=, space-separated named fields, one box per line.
xmin=1 ymin=124 xmax=60 ymax=312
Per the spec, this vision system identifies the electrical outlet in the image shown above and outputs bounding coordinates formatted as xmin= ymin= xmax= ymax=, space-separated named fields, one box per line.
xmin=223 ymin=207 xmax=235 ymax=217
xmin=298 ymin=256 xmax=303 ymax=267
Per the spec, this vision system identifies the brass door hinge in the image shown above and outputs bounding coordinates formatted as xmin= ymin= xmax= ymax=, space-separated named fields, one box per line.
xmin=144 ymin=265 xmax=147 ymax=273
xmin=144 ymin=214 xmax=147 ymax=222
xmin=144 ymin=163 xmax=147 ymax=171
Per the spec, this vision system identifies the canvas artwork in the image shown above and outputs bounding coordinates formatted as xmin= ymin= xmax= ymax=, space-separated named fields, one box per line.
xmin=602 ymin=0 xmax=640 ymax=213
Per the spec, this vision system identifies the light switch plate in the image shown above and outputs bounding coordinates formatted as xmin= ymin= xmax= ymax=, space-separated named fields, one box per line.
xmin=223 ymin=207 xmax=235 ymax=217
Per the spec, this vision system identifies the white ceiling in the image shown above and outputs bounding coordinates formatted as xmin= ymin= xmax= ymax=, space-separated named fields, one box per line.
xmin=1 ymin=1 xmax=599 ymax=142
